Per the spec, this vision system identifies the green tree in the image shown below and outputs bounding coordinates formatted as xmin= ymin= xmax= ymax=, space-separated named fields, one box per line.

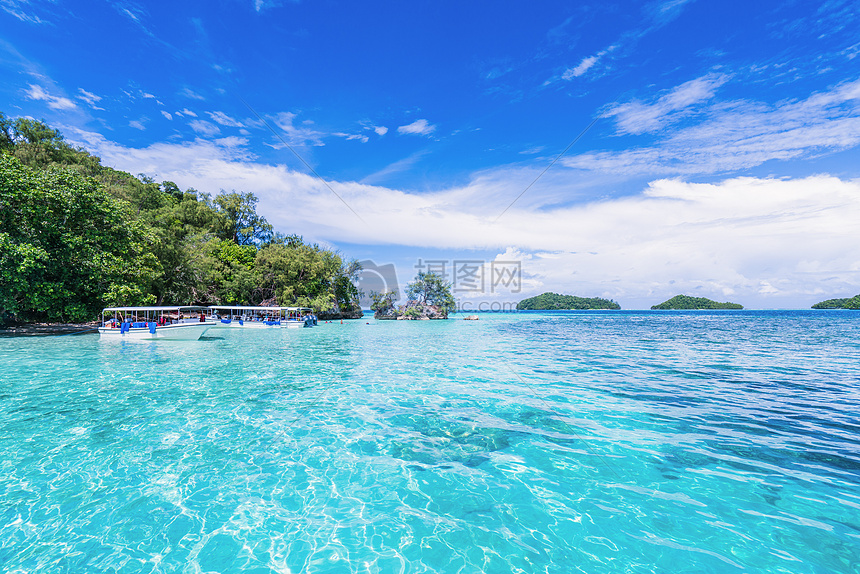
xmin=651 ymin=295 xmax=743 ymax=310
xmin=0 ymin=111 xmax=367 ymax=321
xmin=812 ymin=295 xmax=860 ymax=309
xmin=370 ymin=291 xmax=397 ymax=317
xmin=516 ymin=292 xmax=620 ymax=310
xmin=405 ymin=271 xmax=456 ymax=313
xmin=254 ymin=237 xmax=360 ymax=312
xmin=213 ymin=190 xmax=274 ymax=246
xmin=0 ymin=154 xmax=158 ymax=322
xmin=203 ymin=238 xmax=257 ymax=304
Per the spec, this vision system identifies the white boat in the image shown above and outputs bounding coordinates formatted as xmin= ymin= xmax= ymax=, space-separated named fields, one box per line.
xmin=98 ymin=306 xmax=214 ymax=340
xmin=208 ymin=306 xmax=317 ymax=329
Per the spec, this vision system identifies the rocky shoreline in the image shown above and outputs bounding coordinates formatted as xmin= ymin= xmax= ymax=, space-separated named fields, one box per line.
xmin=0 ymin=322 xmax=100 ymax=337
xmin=375 ymin=301 xmax=449 ymax=320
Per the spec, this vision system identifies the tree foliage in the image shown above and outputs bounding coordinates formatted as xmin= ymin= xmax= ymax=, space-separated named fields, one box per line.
xmin=0 ymin=113 xmax=363 ymax=323
xmin=0 ymin=154 xmax=158 ymax=322
xmin=405 ymin=271 xmax=456 ymax=313
xmin=811 ymin=295 xmax=860 ymax=309
xmin=651 ymin=295 xmax=743 ymax=310
xmin=516 ymin=292 xmax=620 ymax=310
xmin=254 ymin=237 xmax=360 ymax=313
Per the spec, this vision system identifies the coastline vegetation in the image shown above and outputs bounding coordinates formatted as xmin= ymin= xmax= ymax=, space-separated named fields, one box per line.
xmin=371 ymin=271 xmax=455 ymax=319
xmin=651 ymin=295 xmax=743 ymax=310
xmin=516 ymin=292 xmax=620 ymax=310
xmin=811 ymin=295 xmax=860 ymax=309
xmin=0 ymin=112 xmax=361 ymax=325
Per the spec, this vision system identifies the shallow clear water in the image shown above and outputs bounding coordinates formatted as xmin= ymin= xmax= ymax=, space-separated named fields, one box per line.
xmin=1 ymin=311 xmax=859 ymax=573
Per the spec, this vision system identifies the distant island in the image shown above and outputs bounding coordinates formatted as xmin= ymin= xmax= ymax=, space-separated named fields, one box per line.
xmin=811 ymin=295 xmax=860 ymax=309
xmin=517 ymin=293 xmax=621 ymax=310
xmin=651 ymin=295 xmax=743 ymax=310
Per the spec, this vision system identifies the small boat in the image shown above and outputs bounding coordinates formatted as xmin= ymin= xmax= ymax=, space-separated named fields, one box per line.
xmin=98 ymin=306 xmax=214 ymax=340
xmin=208 ymin=306 xmax=317 ymax=329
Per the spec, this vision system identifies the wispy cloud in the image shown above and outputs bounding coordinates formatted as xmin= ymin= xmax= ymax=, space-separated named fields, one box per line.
xmin=397 ymin=119 xmax=436 ymax=136
xmin=25 ymin=84 xmax=76 ymax=110
xmin=648 ymin=0 xmax=697 ymax=25
xmin=179 ymin=87 xmax=205 ymax=100
xmin=333 ymin=132 xmax=369 ymax=143
xmin=360 ymin=150 xmax=429 ymax=185
xmin=269 ymin=112 xmax=325 ymax=146
xmin=129 ymin=119 xmax=146 ymax=130
xmin=175 ymin=108 xmax=198 ymax=118
xmin=188 ymin=119 xmax=220 ymax=137
xmin=565 ymin=77 xmax=860 ymax=176
xmin=207 ymin=111 xmax=244 ymax=128
xmin=75 ymin=88 xmax=104 ymax=110
xmin=253 ymin=0 xmax=282 ymax=12
xmin=0 ymin=0 xmax=49 ymax=24
xmin=544 ymin=0 xmax=697 ymax=89
xmin=607 ymin=73 xmax=730 ymax=134
xmin=373 ymin=125 xmax=388 ymax=136
xmin=161 ymin=110 xmax=173 ymax=120
xmin=561 ymin=46 xmax=617 ymax=80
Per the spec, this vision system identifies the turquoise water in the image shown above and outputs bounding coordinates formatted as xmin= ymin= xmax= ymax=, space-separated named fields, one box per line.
xmin=1 ymin=311 xmax=859 ymax=573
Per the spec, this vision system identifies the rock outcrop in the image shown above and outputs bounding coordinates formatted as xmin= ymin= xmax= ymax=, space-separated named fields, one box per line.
xmin=375 ymin=300 xmax=449 ymax=320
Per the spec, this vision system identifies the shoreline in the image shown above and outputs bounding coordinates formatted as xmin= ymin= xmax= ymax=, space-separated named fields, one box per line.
xmin=0 ymin=322 xmax=100 ymax=337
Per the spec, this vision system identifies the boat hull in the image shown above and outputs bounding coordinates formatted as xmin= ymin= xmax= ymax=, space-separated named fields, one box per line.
xmin=210 ymin=320 xmax=281 ymax=329
xmin=210 ymin=320 xmax=307 ymax=329
xmin=98 ymin=323 xmax=212 ymax=340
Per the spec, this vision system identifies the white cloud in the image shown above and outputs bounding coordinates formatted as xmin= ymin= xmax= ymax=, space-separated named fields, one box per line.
xmin=179 ymin=87 xmax=205 ymax=100
xmin=25 ymin=84 xmax=76 ymax=110
xmin=360 ymin=150 xmax=429 ymax=185
xmin=161 ymin=110 xmax=173 ymax=120
xmin=129 ymin=119 xmax=146 ymax=130
xmin=519 ymin=145 xmax=546 ymax=155
xmin=608 ymin=73 xmax=730 ymax=134
xmin=563 ymin=55 xmax=599 ymax=79
xmin=374 ymin=126 xmax=389 ymax=136
xmin=76 ymin=88 xmax=102 ymax=106
xmin=397 ymin=119 xmax=436 ymax=136
xmin=176 ymin=108 xmax=198 ymax=118
xmin=1 ymin=0 xmax=47 ymax=24
xmin=564 ymin=77 xmax=860 ymax=176
xmin=269 ymin=112 xmax=326 ymax=146
xmin=334 ymin=132 xmax=369 ymax=143
xmin=63 ymin=126 xmax=860 ymax=307
xmin=564 ymin=46 xmax=618 ymax=80
xmin=142 ymin=92 xmax=156 ymax=99
xmin=207 ymin=111 xmax=244 ymax=127
xmin=188 ymin=119 xmax=220 ymax=137
xmin=254 ymin=0 xmax=280 ymax=12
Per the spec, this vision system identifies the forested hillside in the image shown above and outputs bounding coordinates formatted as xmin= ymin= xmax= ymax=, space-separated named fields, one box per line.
xmin=0 ymin=112 xmax=361 ymax=324
xmin=651 ymin=295 xmax=743 ymax=310
xmin=811 ymin=295 xmax=860 ymax=309
xmin=516 ymin=292 xmax=620 ymax=310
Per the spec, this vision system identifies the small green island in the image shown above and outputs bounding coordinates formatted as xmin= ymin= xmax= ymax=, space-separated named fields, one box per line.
xmin=651 ymin=295 xmax=743 ymax=310
xmin=516 ymin=292 xmax=621 ymax=310
xmin=811 ymin=295 xmax=860 ymax=309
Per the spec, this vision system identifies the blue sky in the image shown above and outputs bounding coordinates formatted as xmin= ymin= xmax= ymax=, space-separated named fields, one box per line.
xmin=2 ymin=0 xmax=859 ymax=308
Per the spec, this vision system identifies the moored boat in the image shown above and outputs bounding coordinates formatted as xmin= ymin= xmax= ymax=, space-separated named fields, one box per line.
xmin=208 ymin=306 xmax=317 ymax=328
xmin=98 ymin=306 xmax=214 ymax=340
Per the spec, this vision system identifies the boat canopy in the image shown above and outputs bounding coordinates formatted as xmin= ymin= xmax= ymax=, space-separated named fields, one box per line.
xmin=208 ymin=305 xmax=314 ymax=312
xmin=102 ymin=306 xmax=208 ymax=312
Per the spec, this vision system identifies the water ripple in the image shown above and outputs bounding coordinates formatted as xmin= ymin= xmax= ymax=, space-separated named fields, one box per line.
xmin=0 ymin=311 xmax=858 ymax=572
